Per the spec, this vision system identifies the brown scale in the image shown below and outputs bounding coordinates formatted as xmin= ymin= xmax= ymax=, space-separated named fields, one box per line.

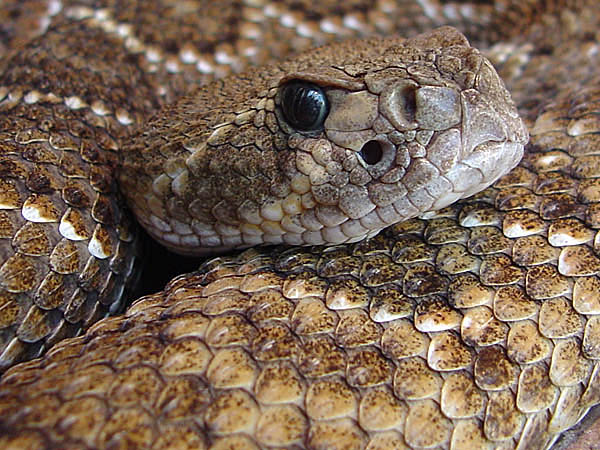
xmin=0 ymin=0 xmax=600 ymax=449
xmin=0 ymin=20 xmax=156 ymax=368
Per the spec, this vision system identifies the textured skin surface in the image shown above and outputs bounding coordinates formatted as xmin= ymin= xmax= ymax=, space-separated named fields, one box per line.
xmin=119 ymin=28 xmax=526 ymax=255
xmin=1 ymin=0 xmax=600 ymax=449
xmin=0 ymin=0 xmax=532 ymax=371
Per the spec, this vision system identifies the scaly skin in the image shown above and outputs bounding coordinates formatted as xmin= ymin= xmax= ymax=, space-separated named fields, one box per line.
xmin=0 ymin=1 xmax=599 ymax=449
xmin=119 ymin=28 xmax=526 ymax=255
xmin=0 ymin=0 xmax=526 ymax=371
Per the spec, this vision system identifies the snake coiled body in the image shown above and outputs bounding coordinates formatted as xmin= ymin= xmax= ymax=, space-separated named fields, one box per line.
xmin=0 ymin=1 xmax=599 ymax=449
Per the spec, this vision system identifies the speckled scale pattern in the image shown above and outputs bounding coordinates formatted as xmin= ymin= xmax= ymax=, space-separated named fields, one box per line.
xmin=0 ymin=19 xmax=158 ymax=369
xmin=118 ymin=29 xmax=527 ymax=255
xmin=0 ymin=0 xmax=533 ymax=370
xmin=0 ymin=223 xmax=596 ymax=449
xmin=1 ymin=0 xmax=600 ymax=449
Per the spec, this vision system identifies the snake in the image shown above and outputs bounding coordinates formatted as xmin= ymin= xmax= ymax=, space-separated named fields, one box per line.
xmin=0 ymin=0 xmax=598 ymax=448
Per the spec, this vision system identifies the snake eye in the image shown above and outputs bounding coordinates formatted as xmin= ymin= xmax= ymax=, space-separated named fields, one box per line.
xmin=280 ymin=81 xmax=329 ymax=131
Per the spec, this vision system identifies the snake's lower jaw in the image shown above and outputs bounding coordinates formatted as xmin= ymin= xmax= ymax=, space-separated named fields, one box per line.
xmin=144 ymin=135 xmax=526 ymax=257
xmin=417 ymin=140 xmax=524 ymax=222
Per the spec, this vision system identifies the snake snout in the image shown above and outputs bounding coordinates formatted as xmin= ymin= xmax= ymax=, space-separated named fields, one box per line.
xmin=453 ymin=86 xmax=527 ymax=198
xmin=449 ymin=59 xmax=528 ymax=199
xmin=303 ymin=46 xmax=528 ymax=241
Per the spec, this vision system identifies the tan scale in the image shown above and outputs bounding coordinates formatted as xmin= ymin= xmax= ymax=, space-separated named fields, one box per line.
xmin=0 ymin=0 xmax=600 ymax=449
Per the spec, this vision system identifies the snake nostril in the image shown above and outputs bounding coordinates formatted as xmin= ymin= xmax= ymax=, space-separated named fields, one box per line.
xmin=403 ymin=86 xmax=417 ymax=121
xmin=359 ymin=140 xmax=383 ymax=165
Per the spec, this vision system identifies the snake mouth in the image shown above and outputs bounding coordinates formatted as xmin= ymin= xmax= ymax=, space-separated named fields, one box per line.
xmin=435 ymin=140 xmax=525 ymax=211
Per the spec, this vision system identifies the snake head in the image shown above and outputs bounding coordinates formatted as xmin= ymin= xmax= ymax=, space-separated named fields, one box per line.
xmin=120 ymin=26 xmax=528 ymax=255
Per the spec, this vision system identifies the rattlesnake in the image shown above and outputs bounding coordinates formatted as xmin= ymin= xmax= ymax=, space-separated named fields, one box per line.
xmin=0 ymin=1 xmax=599 ymax=449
